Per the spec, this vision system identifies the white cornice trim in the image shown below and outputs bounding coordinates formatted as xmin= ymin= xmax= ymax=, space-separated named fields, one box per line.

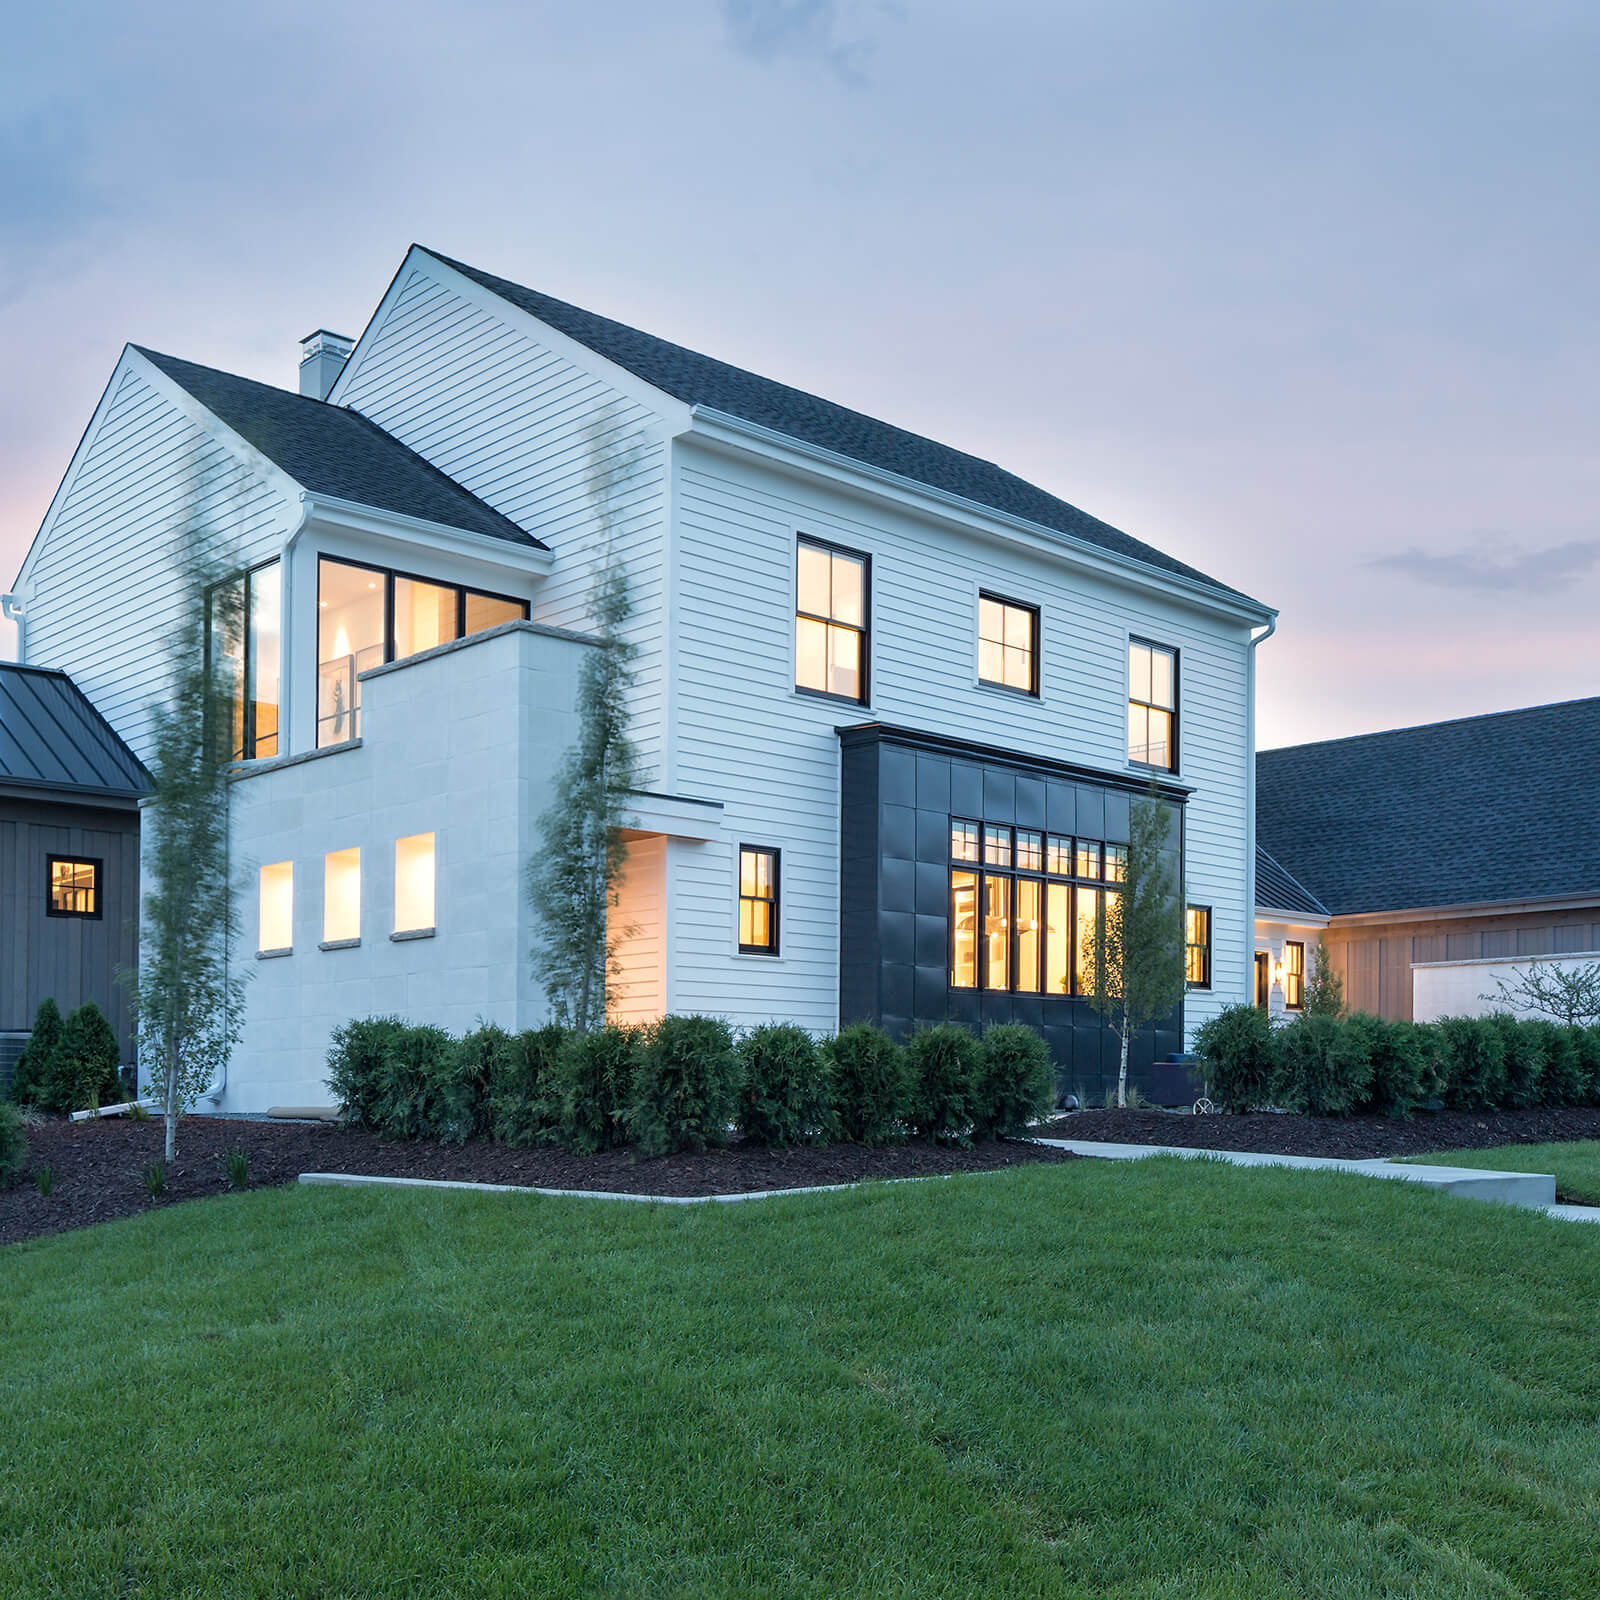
xmin=304 ymin=494 xmax=553 ymax=575
xmin=1327 ymin=892 xmax=1600 ymax=928
xmin=1255 ymin=906 xmax=1332 ymax=928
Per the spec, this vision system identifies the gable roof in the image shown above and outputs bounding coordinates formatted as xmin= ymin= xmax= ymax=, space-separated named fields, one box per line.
xmin=0 ymin=664 xmax=151 ymax=802
xmin=421 ymin=248 xmax=1261 ymax=607
xmin=1256 ymin=696 xmax=1600 ymax=917
xmin=135 ymin=348 xmax=544 ymax=549
xmin=1255 ymin=845 xmax=1329 ymax=918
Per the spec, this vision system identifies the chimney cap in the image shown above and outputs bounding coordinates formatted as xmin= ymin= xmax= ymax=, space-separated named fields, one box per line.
xmin=299 ymin=329 xmax=354 ymax=359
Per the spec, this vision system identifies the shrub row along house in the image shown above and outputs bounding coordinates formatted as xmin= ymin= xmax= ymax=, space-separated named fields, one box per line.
xmin=4 ymin=246 xmax=1276 ymax=1111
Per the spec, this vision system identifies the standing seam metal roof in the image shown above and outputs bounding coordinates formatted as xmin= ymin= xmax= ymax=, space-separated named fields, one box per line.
xmin=0 ymin=664 xmax=152 ymax=799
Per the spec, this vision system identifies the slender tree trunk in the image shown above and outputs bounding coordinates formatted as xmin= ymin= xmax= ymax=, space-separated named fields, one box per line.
xmin=1117 ymin=1026 xmax=1130 ymax=1109
xmin=165 ymin=1043 xmax=178 ymax=1161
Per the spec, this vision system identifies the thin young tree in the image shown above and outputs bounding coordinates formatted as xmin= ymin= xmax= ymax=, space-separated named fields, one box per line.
xmin=128 ymin=536 xmax=247 ymax=1161
xmin=1303 ymin=937 xmax=1345 ymax=1017
xmin=528 ymin=407 xmax=646 ymax=1030
xmin=1483 ymin=959 xmax=1600 ymax=1027
xmin=1080 ymin=785 xmax=1187 ymax=1108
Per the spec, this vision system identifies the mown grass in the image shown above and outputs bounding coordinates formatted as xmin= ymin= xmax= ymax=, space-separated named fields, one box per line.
xmin=1404 ymin=1139 xmax=1600 ymax=1204
xmin=3 ymin=1160 xmax=1600 ymax=1598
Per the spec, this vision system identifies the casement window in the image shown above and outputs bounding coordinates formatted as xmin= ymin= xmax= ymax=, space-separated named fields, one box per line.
xmin=738 ymin=846 xmax=780 ymax=954
xmin=394 ymin=833 xmax=436 ymax=934
xmin=322 ymin=847 xmax=361 ymax=945
xmin=1128 ymin=639 xmax=1178 ymax=772
xmin=259 ymin=861 xmax=293 ymax=952
xmin=1284 ymin=940 xmax=1305 ymax=1009
xmin=208 ymin=559 xmax=281 ymax=760
xmin=317 ymin=557 xmax=529 ymax=747
xmin=794 ymin=537 xmax=868 ymax=704
xmin=46 ymin=856 xmax=101 ymax=919
xmin=977 ymin=593 xmax=1039 ymax=695
xmin=948 ymin=820 xmax=1123 ymax=997
xmin=1185 ymin=905 xmax=1211 ymax=988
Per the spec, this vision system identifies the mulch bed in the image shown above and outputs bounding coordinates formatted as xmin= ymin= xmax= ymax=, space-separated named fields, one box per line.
xmin=0 ymin=1116 xmax=1078 ymax=1249
xmin=1031 ymin=1104 xmax=1600 ymax=1161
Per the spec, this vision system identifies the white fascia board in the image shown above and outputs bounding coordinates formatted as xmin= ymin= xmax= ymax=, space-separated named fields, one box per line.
xmin=304 ymin=494 xmax=554 ymax=576
xmin=1329 ymin=891 xmax=1600 ymax=928
xmin=329 ymin=247 xmax=696 ymax=437
xmin=622 ymin=790 xmax=724 ymax=843
xmin=1255 ymin=906 xmax=1331 ymax=929
xmin=684 ymin=407 xmax=1276 ymax=629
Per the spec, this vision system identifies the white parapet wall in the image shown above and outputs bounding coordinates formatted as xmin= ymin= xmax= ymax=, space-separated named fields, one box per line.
xmin=1412 ymin=950 xmax=1600 ymax=1023
xmin=217 ymin=621 xmax=596 ymax=1112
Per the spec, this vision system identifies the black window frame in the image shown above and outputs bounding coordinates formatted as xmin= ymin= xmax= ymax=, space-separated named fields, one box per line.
xmin=1284 ymin=940 xmax=1305 ymax=1010
xmin=976 ymin=591 xmax=1040 ymax=698
xmin=1128 ymin=636 xmax=1180 ymax=774
xmin=1185 ymin=905 xmax=1212 ymax=989
xmin=737 ymin=844 xmax=780 ymax=956
xmin=46 ymin=854 xmax=103 ymax=920
xmin=205 ymin=557 xmax=282 ymax=762
xmin=793 ymin=534 xmax=871 ymax=707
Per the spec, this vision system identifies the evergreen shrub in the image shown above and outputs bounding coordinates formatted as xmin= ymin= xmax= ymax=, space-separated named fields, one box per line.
xmin=435 ymin=1023 xmax=511 ymax=1143
xmin=1355 ymin=1014 xmax=1432 ymax=1118
xmin=1271 ymin=1013 xmax=1373 ymax=1116
xmin=625 ymin=1015 xmax=741 ymax=1157
xmin=907 ymin=1023 xmax=982 ymax=1144
xmin=1487 ymin=1013 xmax=1545 ymax=1107
xmin=490 ymin=1024 xmax=568 ymax=1147
xmin=49 ymin=1002 xmax=124 ymax=1115
xmin=1193 ymin=1004 xmax=1275 ymax=1112
xmin=555 ymin=1025 xmax=641 ymax=1153
xmin=1436 ymin=1016 xmax=1507 ymax=1110
xmin=735 ymin=1023 xmax=832 ymax=1146
xmin=0 ymin=1099 xmax=24 ymax=1189
xmin=1528 ymin=1021 xmax=1587 ymax=1106
xmin=370 ymin=1024 xmax=457 ymax=1141
xmin=971 ymin=1023 xmax=1054 ymax=1139
xmin=824 ymin=1025 xmax=910 ymax=1146
xmin=9 ymin=998 xmax=64 ymax=1108
xmin=325 ymin=1016 xmax=411 ymax=1128
xmin=1572 ymin=1026 xmax=1600 ymax=1103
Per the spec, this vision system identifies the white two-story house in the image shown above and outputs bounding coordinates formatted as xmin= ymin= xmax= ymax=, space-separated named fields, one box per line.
xmin=6 ymin=246 xmax=1276 ymax=1111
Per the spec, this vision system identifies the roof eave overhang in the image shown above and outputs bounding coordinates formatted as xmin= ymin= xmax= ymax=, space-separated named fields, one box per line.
xmin=1327 ymin=891 xmax=1600 ymax=927
xmin=0 ymin=777 xmax=148 ymax=808
xmin=302 ymin=494 xmax=554 ymax=576
xmin=1255 ymin=905 xmax=1332 ymax=928
xmin=685 ymin=407 xmax=1276 ymax=629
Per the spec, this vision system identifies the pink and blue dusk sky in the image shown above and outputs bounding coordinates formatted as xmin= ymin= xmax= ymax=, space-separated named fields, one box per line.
xmin=3 ymin=1 xmax=1596 ymax=750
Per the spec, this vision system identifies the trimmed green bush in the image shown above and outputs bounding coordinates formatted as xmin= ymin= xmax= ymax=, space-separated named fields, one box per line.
xmin=371 ymin=1024 xmax=458 ymax=1141
xmin=907 ymin=1023 xmax=982 ymax=1144
xmin=1486 ymin=1013 xmax=1545 ymax=1108
xmin=825 ymin=1024 xmax=911 ymax=1146
xmin=625 ymin=1015 xmax=741 ymax=1158
xmin=972 ymin=1024 xmax=1054 ymax=1139
xmin=9 ymin=997 xmax=64 ymax=1108
xmin=48 ymin=1001 xmax=123 ymax=1115
xmin=326 ymin=1016 xmax=412 ymax=1128
xmin=1528 ymin=1021 xmax=1587 ymax=1106
xmin=434 ymin=1024 xmax=510 ymax=1144
xmin=1271 ymin=1013 xmax=1373 ymax=1117
xmin=1437 ymin=1016 xmax=1507 ymax=1110
xmin=736 ymin=1024 xmax=832 ymax=1147
xmin=1355 ymin=1015 xmax=1432 ymax=1119
xmin=490 ymin=1024 xmax=568 ymax=1147
xmin=1572 ymin=1026 xmax=1600 ymax=1103
xmin=1193 ymin=1004 xmax=1275 ymax=1112
xmin=0 ymin=1099 xmax=25 ymax=1189
xmin=555 ymin=1025 xmax=641 ymax=1153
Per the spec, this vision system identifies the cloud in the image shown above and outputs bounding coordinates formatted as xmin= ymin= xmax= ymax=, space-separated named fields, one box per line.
xmin=720 ymin=0 xmax=896 ymax=84
xmin=1368 ymin=537 xmax=1600 ymax=593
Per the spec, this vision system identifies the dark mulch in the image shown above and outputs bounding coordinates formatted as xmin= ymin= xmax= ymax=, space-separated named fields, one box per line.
xmin=1031 ymin=1104 xmax=1600 ymax=1160
xmin=0 ymin=1116 xmax=1077 ymax=1249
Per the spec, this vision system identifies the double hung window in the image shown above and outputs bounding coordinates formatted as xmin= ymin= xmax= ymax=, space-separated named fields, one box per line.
xmin=1284 ymin=940 xmax=1305 ymax=1009
xmin=738 ymin=847 xmax=780 ymax=954
xmin=795 ymin=538 xmax=868 ymax=704
xmin=1185 ymin=906 xmax=1211 ymax=988
xmin=1128 ymin=639 xmax=1178 ymax=771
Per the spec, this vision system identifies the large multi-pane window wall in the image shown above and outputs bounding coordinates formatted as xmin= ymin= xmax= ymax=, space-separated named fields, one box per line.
xmin=795 ymin=536 xmax=868 ymax=703
xmin=208 ymin=560 xmax=281 ymax=760
xmin=317 ymin=557 xmax=529 ymax=747
xmin=950 ymin=820 xmax=1122 ymax=995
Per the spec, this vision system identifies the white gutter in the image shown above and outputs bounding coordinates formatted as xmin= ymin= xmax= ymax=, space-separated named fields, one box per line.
xmin=1245 ymin=614 xmax=1278 ymax=998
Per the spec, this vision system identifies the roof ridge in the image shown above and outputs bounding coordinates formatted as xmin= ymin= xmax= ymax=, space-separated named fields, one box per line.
xmin=1260 ymin=694 xmax=1600 ymax=757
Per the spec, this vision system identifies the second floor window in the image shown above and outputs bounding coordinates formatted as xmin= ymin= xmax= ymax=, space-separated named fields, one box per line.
xmin=1284 ymin=940 xmax=1305 ymax=1009
xmin=795 ymin=537 xmax=868 ymax=704
xmin=208 ymin=560 xmax=281 ymax=760
xmin=977 ymin=594 xmax=1038 ymax=695
xmin=1128 ymin=639 xmax=1178 ymax=771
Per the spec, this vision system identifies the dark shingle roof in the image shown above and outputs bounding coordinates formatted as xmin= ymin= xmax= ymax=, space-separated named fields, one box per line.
xmin=136 ymin=348 xmax=543 ymax=549
xmin=0 ymin=664 xmax=151 ymax=800
xmin=1255 ymin=845 xmax=1329 ymax=918
xmin=423 ymin=248 xmax=1262 ymax=606
xmin=1257 ymin=697 xmax=1600 ymax=916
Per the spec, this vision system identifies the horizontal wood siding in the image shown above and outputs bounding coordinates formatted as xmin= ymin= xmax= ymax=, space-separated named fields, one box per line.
xmin=612 ymin=834 xmax=667 ymax=1023
xmin=334 ymin=262 xmax=670 ymax=778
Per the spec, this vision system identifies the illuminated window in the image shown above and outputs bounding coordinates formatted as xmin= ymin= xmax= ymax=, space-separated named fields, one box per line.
xmin=951 ymin=870 xmax=979 ymax=987
xmin=395 ymin=833 xmax=436 ymax=934
xmin=951 ymin=820 xmax=980 ymax=862
xmin=464 ymin=591 xmax=525 ymax=633
xmin=983 ymin=874 xmax=1010 ymax=990
xmin=47 ymin=856 xmax=100 ymax=919
xmin=1284 ymin=940 xmax=1305 ymax=1009
xmin=1075 ymin=886 xmax=1100 ymax=995
xmin=323 ymin=847 xmax=361 ymax=944
xmin=1104 ymin=844 xmax=1128 ymax=884
xmin=1015 ymin=877 xmax=1042 ymax=993
xmin=393 ymin=577 xmax=460 ymax=660
xmin=738 ymin=846 xmax=779 ymax=954
xmin=1129 ymin=639 xmax=1178 ymax=771
xmin=1045 ymin=882 xmax=1072 ymax=994
xmin=1185 ymin=905 xmax=1211 ymax=988
xmin=207 ymin=560 xmax=280 ymax=760
xmin=1046 ymin=834 xmax=1072 ymax=876
xmin=795 ymin=537 xmax=868 ymax=703
xmin=978 ymin=593 xmax=1038 ymax=694
xmin=1075 ymin=839 xmax=1102 ymax=879
xmin=259 ymin=861 xmax=293 ymax=951
xmin=983 ymin=825 xmax=1012 ymax=868
xmin=1016 ymin=830 xmax=1043 ymax=872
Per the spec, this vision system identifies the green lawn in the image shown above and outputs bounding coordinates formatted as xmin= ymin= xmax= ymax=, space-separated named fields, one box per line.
xmin=1404 ymin=1140 xmax=1600 ymax=1205
xmin=4 ymin=1162 xmax=1600 ymax=1599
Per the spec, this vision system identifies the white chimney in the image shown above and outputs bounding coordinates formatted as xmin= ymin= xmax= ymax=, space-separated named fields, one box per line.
xmin=298 ymin=329 xmax=354 ymax=401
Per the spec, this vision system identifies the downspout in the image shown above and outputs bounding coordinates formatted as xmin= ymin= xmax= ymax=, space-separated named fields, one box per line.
xmin=1 ymin=590 xmax=25 ymax=662
xmin=201 ymin=493 xmax=311 ymax=1105
xmin=1244 ymin=614 xmax=1277 ymax=1001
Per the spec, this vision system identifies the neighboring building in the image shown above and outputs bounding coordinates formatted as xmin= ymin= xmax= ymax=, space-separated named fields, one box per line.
xmin=0 ymin=663 xmax=150 ymax=1088
xmin=1255 ymin=698 xmax=1600 ymax=1021
xmin=6 ymin=246 xmax=1274 ymax=1110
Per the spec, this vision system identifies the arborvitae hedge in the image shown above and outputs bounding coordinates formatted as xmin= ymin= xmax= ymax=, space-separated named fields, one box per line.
xmin=0 ymin=1100 xmax=24 ymax=1189
xmin=825 ymin=1024 xmax=912 ymax=1146
xmin=625 ymin=1014 xmax=742 ymax=1157
xmin=735 ymin=1023 xmax=833 ymax=1147
xmin=972 ymin=1024 xmax=1055 ymax=1139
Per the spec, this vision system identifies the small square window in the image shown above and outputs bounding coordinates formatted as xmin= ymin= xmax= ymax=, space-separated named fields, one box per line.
xmin=977 ymin=594 xmax=1039 ymax=695
xmin=1045 ymin=834 xmax=1073 ymax=876
xmin=1074 ymin=840 xmax=1102 ymax=879
xmin=951 ymin=820 xmax=980 ymax=862
xmin=47 ymin=856 xmax=101 ymax=919
xmin=983 ymin=826 xmax=1012 ymax=868
xmin=739 ymin=846 xmax=780 ymax=954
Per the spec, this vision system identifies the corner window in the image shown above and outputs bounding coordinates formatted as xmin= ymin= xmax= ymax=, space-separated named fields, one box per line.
xmin=395 ymin=833 xmax=436 ymax=934
xmin=1185 ymin=905 xmax=1211 ymax=988
xmin=323 ymin=847 xmax=361 ymax=944
xmin=978 ymin=593 xmax=1038 ymax=695
xmin=47 ymin=856 xmax=101 ymax=918
xmin=259 ymin=861 xmax=293 ymax=951
xmin=795 ymin=537 xmax=868 ymax=704
xmin=738 ymin=846 xmax=779 ymax=954
xmin=1284 ymin=940 xmax=1305 ymax=1009
xmin=317 ymin=557 xmax=529 ymax=747
xmin=1128 ymin=639 xmax=1178 ymax=771
xmin=208 ymin=559 xmax=280 ymax=760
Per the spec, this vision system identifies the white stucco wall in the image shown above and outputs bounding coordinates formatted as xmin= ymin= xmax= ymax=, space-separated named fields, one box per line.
xmin=1412 ymin=951 xmax=1600 ymax=1024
